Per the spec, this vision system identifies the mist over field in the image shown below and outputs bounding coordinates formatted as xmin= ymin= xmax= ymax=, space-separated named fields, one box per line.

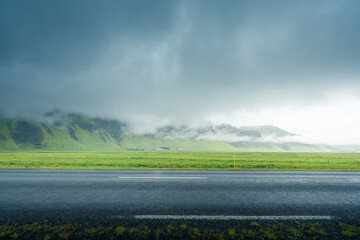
xmin=1 ymin=0 xmax=360 ymax=145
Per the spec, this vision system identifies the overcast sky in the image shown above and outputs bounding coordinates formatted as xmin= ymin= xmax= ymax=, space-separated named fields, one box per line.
xmin=1 ymin=0 xmax=360 ymax=144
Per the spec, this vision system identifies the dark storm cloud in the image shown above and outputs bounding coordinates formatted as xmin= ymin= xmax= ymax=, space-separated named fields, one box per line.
xmin=0 ymin=0 xmax=175 ymax=71
xmin=1 ymin=0 xmax=360 ymax=127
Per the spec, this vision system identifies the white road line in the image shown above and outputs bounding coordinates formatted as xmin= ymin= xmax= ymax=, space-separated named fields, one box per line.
xmin=117 ymin=177 xmax=207 ymax=179
xmin=112 ymin=215 xmax=333 ymax=220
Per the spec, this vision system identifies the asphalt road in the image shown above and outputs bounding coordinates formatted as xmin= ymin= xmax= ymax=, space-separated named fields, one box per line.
xmin=1 ymin=169 xmax=360 ymax=225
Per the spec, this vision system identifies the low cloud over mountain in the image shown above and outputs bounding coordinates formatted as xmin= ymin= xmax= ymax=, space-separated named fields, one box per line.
xmin=147 ymin=124 xmax=297 ymax=143
xmin=1 ymin=112 xmax=359 ymax=152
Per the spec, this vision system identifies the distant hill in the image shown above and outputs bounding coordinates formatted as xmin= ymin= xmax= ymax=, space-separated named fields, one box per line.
xmin=0 ymin=112 xmax=237 ymax=151
xmin=147 ymin=124 xmax=296 ymax=141
xmin=241 ymin=125 xmax=298 ymax=138
xmin=0 ymin=111 xmax=359 ymax=152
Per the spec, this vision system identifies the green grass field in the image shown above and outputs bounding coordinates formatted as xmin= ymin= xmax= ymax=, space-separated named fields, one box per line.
xmin=0 ymin=152 xmax=359 ymax=170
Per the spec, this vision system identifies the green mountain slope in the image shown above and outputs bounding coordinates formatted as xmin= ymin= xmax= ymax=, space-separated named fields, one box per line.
xmin=0 ymin=116 xmax=239 ymax=152
xmin=1 ymin=113 xmax=359 ymax=152
xmin=120 ymin=135 xmax=238 ymax=151
xmin=241 ymin=125 xmax=298 ymax=137
xmin=0 ymin=114 xmax=124 ymax=151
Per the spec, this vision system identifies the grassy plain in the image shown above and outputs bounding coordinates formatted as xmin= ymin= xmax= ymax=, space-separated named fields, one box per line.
xmin=0 ymin=152 xmax=359 ymax=170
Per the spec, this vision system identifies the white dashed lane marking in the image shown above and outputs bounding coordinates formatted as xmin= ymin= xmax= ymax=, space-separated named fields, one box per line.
xmin=118 ymin=176 xmax=207 ymax=179
xmin=112 ymin=215 xmax=333 ymax=221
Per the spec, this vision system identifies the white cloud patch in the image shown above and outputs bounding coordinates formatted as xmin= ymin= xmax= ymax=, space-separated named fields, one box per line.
xmin=208 ymin=90 xmax=360 ymax=145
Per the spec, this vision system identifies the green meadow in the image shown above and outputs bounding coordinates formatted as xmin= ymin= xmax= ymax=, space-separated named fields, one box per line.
xmin=0 ymin=152 xmax=359 ymax=170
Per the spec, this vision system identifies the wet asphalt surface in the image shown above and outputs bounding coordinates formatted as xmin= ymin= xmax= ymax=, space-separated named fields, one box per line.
xmin=1 ymin=169 xmax=360 ymax=226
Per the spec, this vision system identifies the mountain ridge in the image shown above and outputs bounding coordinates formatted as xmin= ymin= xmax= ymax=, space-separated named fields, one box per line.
xmin=0 ymin=112 xmax=359 ymax=152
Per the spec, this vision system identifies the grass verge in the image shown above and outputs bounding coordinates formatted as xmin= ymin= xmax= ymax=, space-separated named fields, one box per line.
xmin=0 ymin=152 xmax=359 ymax=171
xmin=1 ymin=221 xmax=360 ymax=239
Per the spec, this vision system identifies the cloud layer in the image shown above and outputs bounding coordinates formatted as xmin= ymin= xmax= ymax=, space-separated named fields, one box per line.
xmin=1 ymin=0 xmax=360 ymax=143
